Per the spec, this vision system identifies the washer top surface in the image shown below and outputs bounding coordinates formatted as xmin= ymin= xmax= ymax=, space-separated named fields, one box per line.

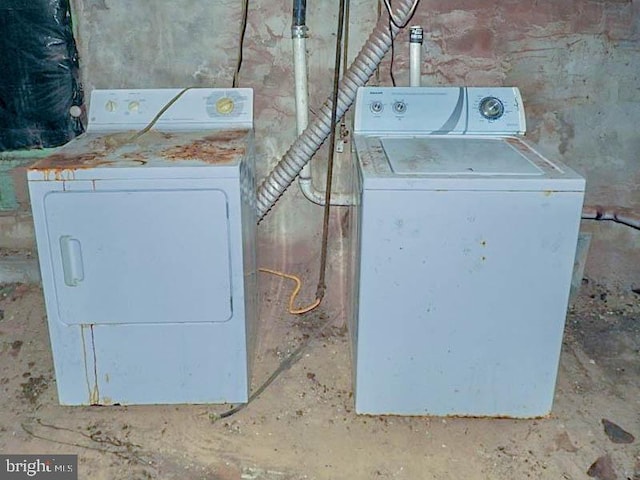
xmin=382 ymin=137 xmax=543 ymax=176
xmin=355 ymin=135 xmax=584 ymax=191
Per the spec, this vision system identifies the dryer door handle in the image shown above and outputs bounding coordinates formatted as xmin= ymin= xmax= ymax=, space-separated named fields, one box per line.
xmin=59 ymin=235 xmax=85 ymax=287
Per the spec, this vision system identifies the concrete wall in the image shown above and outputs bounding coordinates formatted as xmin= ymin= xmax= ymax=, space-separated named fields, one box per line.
xmin=58 ymin=0 xmax=640 ymax=290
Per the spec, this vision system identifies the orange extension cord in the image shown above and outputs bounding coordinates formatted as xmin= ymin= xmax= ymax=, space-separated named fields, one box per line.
xmin=258 ymin=268 xmax=321 ymax=315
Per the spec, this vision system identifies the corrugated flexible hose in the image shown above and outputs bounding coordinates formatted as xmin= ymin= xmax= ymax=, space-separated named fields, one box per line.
xmin=256 ymin=0 xmax=416 ymax=221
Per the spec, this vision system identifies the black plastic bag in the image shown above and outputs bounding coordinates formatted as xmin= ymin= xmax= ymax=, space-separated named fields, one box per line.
xmin=0 ymin=0 xmax=84 ymax=151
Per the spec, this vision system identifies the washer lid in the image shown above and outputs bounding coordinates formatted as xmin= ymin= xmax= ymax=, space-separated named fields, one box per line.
xmin=382 ymin=137 xmax=543 ymax=176
xmin=354 ymin=135 xmax=586 ymax=192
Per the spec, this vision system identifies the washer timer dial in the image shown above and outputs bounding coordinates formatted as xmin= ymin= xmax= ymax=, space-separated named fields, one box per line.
xmin=479 ymin=96 xmax=504 ymax=120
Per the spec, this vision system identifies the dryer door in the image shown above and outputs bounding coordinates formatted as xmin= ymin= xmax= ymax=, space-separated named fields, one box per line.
xmin=44 ymin=188 xmax=233 ymax=325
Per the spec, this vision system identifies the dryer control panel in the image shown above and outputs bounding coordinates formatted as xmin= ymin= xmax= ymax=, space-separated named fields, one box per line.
xmin=354 ymin=87 xmax=526 ymax=136
xmin=88 ymin=88 xmax=253 ymax=132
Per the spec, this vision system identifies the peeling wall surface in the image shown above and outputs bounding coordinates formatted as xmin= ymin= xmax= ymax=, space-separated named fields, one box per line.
xmin=71 ymin=0 xmax=638 ymax=289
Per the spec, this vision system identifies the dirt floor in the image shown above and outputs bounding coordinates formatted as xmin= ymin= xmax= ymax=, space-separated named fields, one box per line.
xmin=1 ymin=277 xmax=639 ymax=480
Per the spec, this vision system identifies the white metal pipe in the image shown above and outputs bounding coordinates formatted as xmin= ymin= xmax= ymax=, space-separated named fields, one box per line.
xmin=294 ymin=26 xmax=353 ymax=206
xmin=293 ymin=32 xmax=317 ymax=196
xmin=409 ymin=26 xmax=423 ymax=87
xmin=293 ymin=34 xmax=309 ymax=137
xmin=292 ymin=28 xmax=319 ymax=200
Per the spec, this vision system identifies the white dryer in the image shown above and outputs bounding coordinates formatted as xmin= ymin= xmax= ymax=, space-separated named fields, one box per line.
xmin=351 ymin=87 xmax=585 ymax=417
xmin=28 ymin=88 xmax=257 ymax=405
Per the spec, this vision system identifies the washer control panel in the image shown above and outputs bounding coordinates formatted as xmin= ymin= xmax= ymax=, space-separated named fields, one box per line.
xmin=354 ymin=87 xmax=526 ymax=136
xmin=88 ymin=88 xmax=253 ymax=132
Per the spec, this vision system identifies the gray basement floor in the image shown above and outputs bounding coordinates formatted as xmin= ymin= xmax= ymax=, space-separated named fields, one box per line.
xmin=0 ymin=275 xmax=639 ymax=480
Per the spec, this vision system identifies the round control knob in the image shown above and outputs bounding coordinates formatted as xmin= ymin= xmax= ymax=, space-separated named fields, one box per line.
xmin=216 ymin=97 xmax=235 ymax=115
xmin=479 ymin=97 xmax=504 ymax=120
xmin=370 ymin=101 xmax=383 ymax=114
xmin=128 ymin=100 xmax=140 ymax=113
xmin=105 ymin=100 xmax=118 ymax=112
xmin=392 ymin=101 xmax=407 ymax=114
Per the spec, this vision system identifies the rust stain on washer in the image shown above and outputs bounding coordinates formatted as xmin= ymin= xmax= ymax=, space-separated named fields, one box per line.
xmin=504 ymin=137 xmax=537 ymax=156
xmin=505 ymin=137 xmax=526 ymax=149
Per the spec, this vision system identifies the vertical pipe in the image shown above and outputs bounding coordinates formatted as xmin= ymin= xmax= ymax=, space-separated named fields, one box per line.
xmin=292 ymin=3 xmax=318 ymax=201
xmin=292 ymin=0 xmax=308 ymax=137
xmin=292 ymin=30 xmax=309 ymax=136
xmin=291 ymin=0 xmax=309 ymax=135
xmin=293 ymin=0 xmax=306 ymax=28
xmin=292 ymin=0 xmax=317 ymax=202
xmin=409 ymin=25 xmax=423 ymax=87
xmin=294 ymin=1 xmax=354 ymax=206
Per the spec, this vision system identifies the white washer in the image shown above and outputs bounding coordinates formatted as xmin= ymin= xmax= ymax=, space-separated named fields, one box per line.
xmin=351 ymin=87 xmax=585 ymax=417
xmin=28 ymin=88 xmax=257 ymax=405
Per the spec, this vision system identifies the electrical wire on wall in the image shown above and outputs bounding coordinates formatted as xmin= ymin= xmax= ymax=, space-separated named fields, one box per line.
xmin=388 ymin=14 xmax=396 ymax=86
xmin=382 ymin=0 xmax=420 ymax=86
xmin=233 ymin=0 xmax=250 ymax=87
xmin=374 ymin=1 xmax=382 ymax=85
xmin=383 ymin=0 xmax=420 ymax=28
